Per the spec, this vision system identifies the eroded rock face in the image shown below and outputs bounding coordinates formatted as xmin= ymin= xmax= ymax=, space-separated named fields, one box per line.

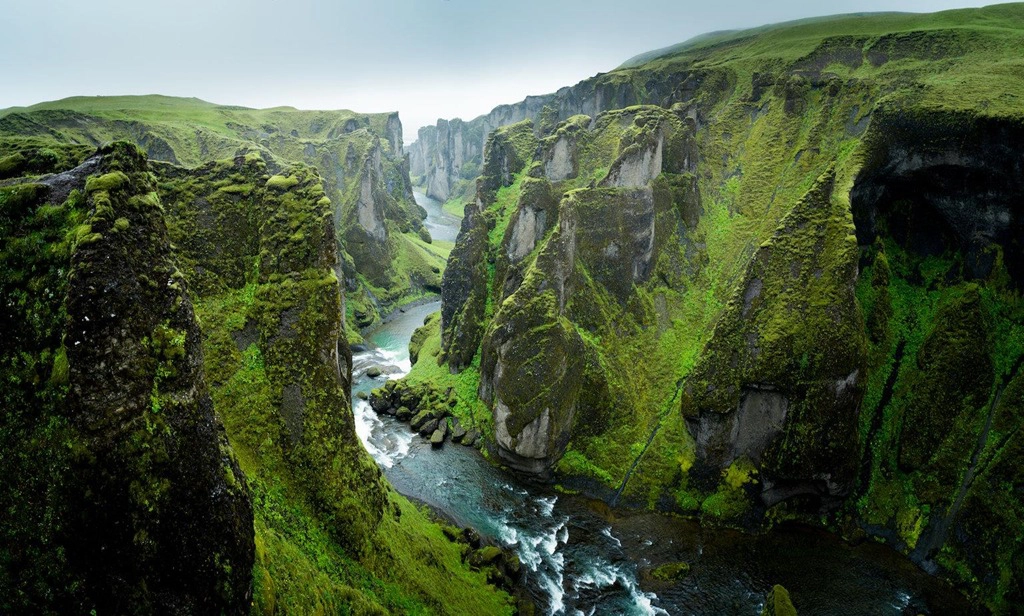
xmin=385 ymin=112 xmax=404 ymax=157
xmin=411 ymin=106 xmax=540 ymax=203
xmin=851 ymin=112 xmax=1024 ymax=285
xmin=847 ymin=111 xmax=1024 ymax=603
xmin=157 ymin=152 xmax=388 ymax=553
xmin=440 ymin=200 xmax=490 ymax=372
xmin=481 ymin=245 xmax=584 ymax=473
xmin=508 ymin=198 xmax=548 ymax=261
xmin=565 ymin=187 xmax=658 ymax=299
xmin=440 ymin=121 xmax=540 ymax=372
xmin=470 ymin=109 xmax=693 ymax=473
xmin=496 ymin=177 xmax=559 ymax=300
xmin=602 ymin=130 xmax=664 ymax=188
xmin=344 ymin=141 xmax=409 ymax=288
xmin=479 ymin=183 xmax=665 ymax=472
xmin=356 ymin=143 xmax=387 ymax=241
xmin=407 ymin=64 xmax=698 ymax=201
xmin=544 ymin=135 xmax=576 ymax=181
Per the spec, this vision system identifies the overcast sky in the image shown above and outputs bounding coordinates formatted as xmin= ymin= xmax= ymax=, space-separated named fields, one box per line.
xmin=0 ymin=0 xmax=995 ymax=140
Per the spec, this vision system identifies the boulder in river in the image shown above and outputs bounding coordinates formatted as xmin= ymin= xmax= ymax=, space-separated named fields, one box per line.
xmin=430 ymin=428 xmax=445 ymax=447
xmin=650 ymin=561 xmax=690 ymax=581
xmin=462 ymin=527 xmax=482 ymax=548
xmin=761 ymin=585 xmax=797 ymax=616
xmin=451 ymin=417 xmax=467 ymax=443
xmin=463 ymin=429 xmax=481 ymax=447
xmin=410 ymin=409 xmax=433 ymax=431
xmin=396 ymin=405 xmax=413 ymax=421
xmin=366 ymin=365 xmax=383 ymax=378
xmin=468 ymin=546 xmax=504 ymax=568
xmin=419 ymin=418 xmax=439 ymax=437
xmin=369 ymin=388 xmax=392 ymax=413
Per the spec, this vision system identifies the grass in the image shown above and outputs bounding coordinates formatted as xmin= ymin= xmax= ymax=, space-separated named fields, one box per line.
xmin=442 ymin=195 xmax=468 ymax=218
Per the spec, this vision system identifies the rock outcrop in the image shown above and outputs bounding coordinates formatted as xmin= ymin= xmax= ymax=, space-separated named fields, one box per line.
xmin=0 ymin=143 xmax=254 ymax=614
xmin=155 ymin=151 xmax=511 ymax=613
xmin=440 ymin=121 xmax=539 ymax=372
xmin=434 ymin=107 xmax=697 ymax=473
xmin=761 ymin=585 xmax=798 ymax=616
xmin=157 ymin=154 xmax=388 ymax=553
xmin=1 ymin=139 xmax=514 ymax=614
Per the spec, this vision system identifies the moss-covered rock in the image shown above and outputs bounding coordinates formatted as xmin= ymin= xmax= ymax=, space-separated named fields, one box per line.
xmin=439 ymin=196 xmax=490 ymax=371
xmin=761 ymin=584 xmax=798 ymax=616
xmin=650 ymin=561 xmax=690 ymax=581
xmin=1 ymin=141 xmax=253 ymax=614
xmin=409 ymin=311 xmax=438 ymax=366
xmin=439 ymin=107 xmax=693 ymax=474
xmin=158 ymin=151 xmax=511 ymax=613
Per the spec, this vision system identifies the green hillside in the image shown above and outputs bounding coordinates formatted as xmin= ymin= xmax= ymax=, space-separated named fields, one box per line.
xmin=0 ymin=94 xmax=446 ymax=341
xmin=403 ymin=4 xmax=1024 ymax=611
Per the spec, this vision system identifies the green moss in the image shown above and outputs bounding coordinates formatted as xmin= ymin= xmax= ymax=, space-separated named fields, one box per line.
xmin=85 ymin=170 xmax=129 ymax=194
xmin=761 ymin=584 xmax=798 ymax=616
xmin=700 ymin=459 xmax=759 ymax=524
xmin=556 ymin=449 xmax=615 ymax=485
xmin=441 ymin=195 xmax=467 ymax=218
xmin=650 ymin=561 xmax=690 ymax=581
xmin=0 ymin=182 xmax=48 ymax=214
xmin=0 ymin=151 xmax=27 ymax=177
xmin=50 ymin=346 xmax=69 ymax=385
xmin=266 ymin=174 xmax=300 ymax=191
xmin=0 ymin=176 xmax=86 ymax=609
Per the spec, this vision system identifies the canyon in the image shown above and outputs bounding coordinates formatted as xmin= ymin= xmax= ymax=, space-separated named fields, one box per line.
xmin=2 ymin=4 xmax=1024 ymax=614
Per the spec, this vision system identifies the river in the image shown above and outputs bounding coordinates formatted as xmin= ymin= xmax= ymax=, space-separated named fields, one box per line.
xmin=415 ymin=189 xmax=461 ymax=243
xmin=349 ymin=191 xmax=978 ymax=616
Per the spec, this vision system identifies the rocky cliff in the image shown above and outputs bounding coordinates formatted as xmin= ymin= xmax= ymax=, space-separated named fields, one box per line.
xmin=148 ymin=150 xmax=512 ymax=613
xmin=0 ymin=139 xmax=512 ymax=614
xmin=0 ymin=143 xmax=254 ymax=614
xmin=406 ymin=64 xmax=695 ymax=206
xmin=406 ymin=5 xmax=1024 ymax=611
xmin=0 ymin=97 xmax=443 ymax=339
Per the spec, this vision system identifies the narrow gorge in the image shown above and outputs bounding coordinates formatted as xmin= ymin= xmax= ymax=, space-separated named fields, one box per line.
xmin=2 ymin=3 xmax=1024 ymax=615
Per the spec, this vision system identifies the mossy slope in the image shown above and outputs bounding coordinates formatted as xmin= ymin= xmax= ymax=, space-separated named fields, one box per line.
xmin=156 ymin=152 xmax=512 ymax=614
xmin=408 ymin=6 xmax=1024 ymax=610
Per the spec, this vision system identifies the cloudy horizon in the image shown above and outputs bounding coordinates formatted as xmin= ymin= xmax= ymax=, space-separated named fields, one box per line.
xmin=1 ymin=0 xmax=997 ymax=141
